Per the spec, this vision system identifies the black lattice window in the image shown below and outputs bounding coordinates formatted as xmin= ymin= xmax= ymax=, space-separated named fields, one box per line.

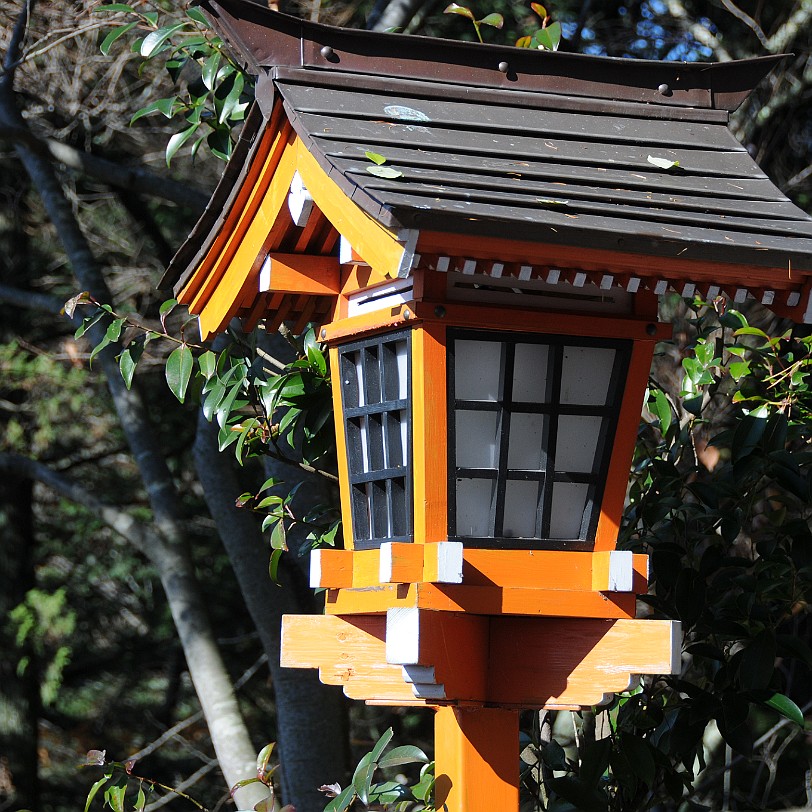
xmin=448 ymin=330 xmax=630 ymax=550
xmin=339 ymin=331 xmax=412 ymax=549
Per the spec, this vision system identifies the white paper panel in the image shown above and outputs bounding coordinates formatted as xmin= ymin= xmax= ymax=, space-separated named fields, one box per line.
xmin=455 ymin=340 xmax=502 ymax=401
xmin=548 ymin=482 xmax=589 ymax=538
xmin=560 ymin=346 xmax=615 ymax=405
xmin=507 ymin=413 xmax=546 ymax=470
xmin=503 ymin=479 xmax=540 ymax=538
xmin=456 ymin=410 xmax=499 ymax=468
xmin=556 ymin=415 xmax=602 ymax=473
xmin=455 ymin=478 xmax=496 ymax=536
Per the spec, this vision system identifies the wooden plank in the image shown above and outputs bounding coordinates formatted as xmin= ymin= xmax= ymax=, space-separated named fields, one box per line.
xmin=434 ymin=707 xmax=520 ymax=812
xmin=310 ymin=548 xmax=354 ymax=589
xmin=379 ymin=542 xmax=423 ymax=583
xmin=288 ymin=84 xmax=738 ymax=149
xmin=461 ymin=549 xmax=593 ymax=590
xmin=592 ymin=551 xmax=634 ymax=592
xmin=321 ymin=143 xmax=786 ymax=203
xmin=416 ymin=232 xmax=809 ymax=290
xmin=412 ymin=323 xmax=448 ymax=544
xmin=295 ymin=139 xmax=409 ymax=279
xmin=301 ymin=114 xmax=763 ymax=177
xmin=195 ymin=128 xmax=299 ymax=339
xmin=329 ymin=346 xmax=356 ymax=549
xmin=423 ymin=541 xmax=463 ymax=584
xmin=322 ymin=304 xmax=419 ymax=343
xmin=487 ymin=617 xmax=682 ymax=706
xmin=595 ymin=339 xmax=655 ymax=551
xmin=413 ymin=300 xmax=663 ymax=341
xmin=260 ymin=252 xmax=341 ymax=295
xmin=324 ymin=583 xmax=637 ymax=618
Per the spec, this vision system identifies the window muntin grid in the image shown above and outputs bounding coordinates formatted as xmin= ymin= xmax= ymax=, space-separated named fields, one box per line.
xmin=448 ymin=330 xmax=630 ymax=550
xmin=339 ymin=331 xmax=412 ymax=550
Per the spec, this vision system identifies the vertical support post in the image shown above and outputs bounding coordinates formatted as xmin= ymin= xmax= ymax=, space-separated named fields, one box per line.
xmin=434 ymin=706 xmax=519 ymax=812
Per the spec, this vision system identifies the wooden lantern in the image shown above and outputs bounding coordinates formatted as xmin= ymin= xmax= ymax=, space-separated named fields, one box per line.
xmin=163 ymin=2 xmax=812 ymax=808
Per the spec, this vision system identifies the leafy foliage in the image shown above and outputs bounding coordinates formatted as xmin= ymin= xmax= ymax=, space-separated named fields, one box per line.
xmin=95 ymin=4 xmax=254 ymax=163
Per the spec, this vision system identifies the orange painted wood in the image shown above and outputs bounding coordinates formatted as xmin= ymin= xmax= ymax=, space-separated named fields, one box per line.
xmin=487 ymin=617 xmax=681 ymax=706
xmin=386 ymin=608 xmax=489 ymax=701
xmin=280 ymin=614 xmax=415 ymax=702
xmin=413 ymin=267 xmax=448 ymax=301
xmin=417 ymin=231 xmax=805 ymax=290
xmin=461 ymin=549 xmax=593 ymax=590
xmin=262 ymin=253 xmax=341 ymax=295
xmin=329 ymin=345 xmax=357 ymax=549
xmin=183 ymin=115 xmax=291 ymax=316
xmin=632 ymin=553 xmax=650 ymax=593
xmin=412 ymin=323 xmax=448 ymax=544
xmin=195 ymin=129 xmax=299 ymax=339
xmin=296 ymin=141 xmax=409 ymax=280
xmin=322 ymin=304 xmax=419 ymax=343
xmin=414 ymin=300 xmax=664 ymax=341
xmin=178 ymin=103 xmax=283 ymax=306
xmin=380 ymin=542 xmax=424 ymax=583
xmin=324 ymin=583 xmax=636 ymax=618
xmin=310 ymin=548 xmax=354 ymax=589
xmin=434 ymin=707 xmax=520 ymax=812
xmin=594 ymin=338 xmax=656 ymax=551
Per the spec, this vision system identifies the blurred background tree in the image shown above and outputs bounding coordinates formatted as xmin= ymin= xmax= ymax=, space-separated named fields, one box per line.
xmin=0 ymin=1 xmax=809 ymax=811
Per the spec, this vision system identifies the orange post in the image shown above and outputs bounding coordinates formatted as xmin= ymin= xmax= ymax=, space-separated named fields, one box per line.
xmin=434 ymin=707 xmax=519 ymax=812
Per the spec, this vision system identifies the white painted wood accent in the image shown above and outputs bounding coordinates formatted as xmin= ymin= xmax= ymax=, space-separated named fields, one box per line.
xmin=788 ymin=291 xmax=801 ymax=307
xmin=706 ymin=285 xmax=720 ymax=298
xmin=434 ymin=541 xmax=464 ymax=584
xmin=396 ymin=229 xmax=420 ymax=278
xmin=607 ymin=550 xmax=634 ymax=592
xmin=669 ymin=621 xmax=684 ymax=674
xmin=654 ymin=280 xmax=668 ymax=295
xmin=309 ymin=549 xmax=324 ymax=590
xmin=627 ymin=277 xmax=640 ymax=292
xmin=411 ymin=682 xmax=446 ymax=700
xmin=518 ymin=265 xmax=533 ymax=281
xmin=287 ymin=170 xmax=313 ymax=227
xmin=347 ymin=277 xmax=414 ymax=317
xmin=339 ymin=234 xmax=353 ymax=265
xmin=573 ymin=271 xmax=587 ymax=287
xmin=462 ymin=259 xmax=477 ymax=275
xmin=734 ymin=288 xmax=748 ymax=303
xmin=600 ymin=274 xmax=613 ymax=290
xmin=258 ymin=254 xmax=272 ymax=293
xmin=379 ymin=542 xmax=394 ymax=584
xmin=681 ymin=282 xmax=695 ymax=297
xmin=546 ymin=268 xmax=560 ymax=284
xmin=761 ymin=290 xmax=775 ymax=305
xmin=436 ymin=256 xmax=450 ymax=272
xmin=490 ymin=262 xmax=504 ymax=278
xmin=402 ymin=665 xmax=435 ymax=684
xmin=385 ymin=607 xmax=420 ymax=665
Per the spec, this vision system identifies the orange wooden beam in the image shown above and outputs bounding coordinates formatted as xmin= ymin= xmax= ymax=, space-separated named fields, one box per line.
xmin=259 ymin=252 xmax=341 ymax=296
xmin=434 ymin=707 xmax=520 ymax=812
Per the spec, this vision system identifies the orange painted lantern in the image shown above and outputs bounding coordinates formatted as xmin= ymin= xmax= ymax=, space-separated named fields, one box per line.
xmin=164 ymin=1 xmax=812 ymax=807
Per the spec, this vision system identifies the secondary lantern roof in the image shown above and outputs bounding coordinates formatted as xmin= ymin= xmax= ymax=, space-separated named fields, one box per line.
xmin=165 ymin=0 xmax=812 ymax=334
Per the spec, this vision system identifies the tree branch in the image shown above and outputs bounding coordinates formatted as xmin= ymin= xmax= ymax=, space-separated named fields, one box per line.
xmin=0 ymin=125 xmax=208 ymax=211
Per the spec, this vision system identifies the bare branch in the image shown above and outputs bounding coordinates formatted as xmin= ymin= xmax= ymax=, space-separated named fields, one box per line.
xmin=1 ymin=0 xmax=34 ymax=84
xmin=719 ymin=0 xmax=769 ymax=49
xmin=765 ymin=0 xmax=812 ymax=53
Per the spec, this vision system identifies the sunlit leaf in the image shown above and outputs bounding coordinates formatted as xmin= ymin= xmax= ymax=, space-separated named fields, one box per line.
xmin=140 ymin=23 xmax=188 ymax=58
xmin=364 ymin=150 xmax=387 ymax=165
xmin=443 ymin=3 xmax=475 ymax=19
xmin=165 ymin=344 xmax=194 ymax=403
xmin=478 ymin=12 xmax=504 ymax=28
xmin=530 ymin=2 xmax=547 ymax=20
xmin=762 ymin=693 xmax=805 ymax=725
xmin=100 ymin=22 xmax=137 ymax=55
xmin=647 ymin=154 xmax=680 ymax=170
xmin=84 ymin=774 xmax=112 ymax=812
xmin=166 ymin=123 xmax=198 ymax=165
xmin=366 ymin=165 xmax=403 ymax=179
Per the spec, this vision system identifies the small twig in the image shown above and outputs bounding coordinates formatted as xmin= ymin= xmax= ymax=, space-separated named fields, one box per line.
xmin=718 ymin=0 xmax=769 ymax=48
xmin=1 ymin=22 xmax=109 ymax=75
xmin=255 ymin=347 xmax=287 ymax=372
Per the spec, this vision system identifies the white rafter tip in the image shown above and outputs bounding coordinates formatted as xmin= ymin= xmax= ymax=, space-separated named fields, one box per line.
xmin=462 ymin=259 xmax=477 ymax=275
xmin=258 ymin=254 xmax=272 ymax=293
xmin=761 ymin=290 xmax=775 ymax=305
xmin=546 ymin=268 xmax=561 ymax=284
xmin=573 ymin=271 xmax=587 ymax=288
xmin=654 ymin=280 xmax=668 ymax=294
xmin=627 ymin=276 xmax=641 ymax=292
xmin=385 ymin=607 xmax=420 ymax=665
xmin=287 ymin=170 xmax=314 ymax=227
xmin=600 ymin=274 xmax=614 ymax=290
xmin=788 ymin=291 xmax=801 ymax=307
xmin=379 ymin=543 xmax=394 ymax=583
xmin=490 ymin=262 xmax=504 ymax=278
xmin=682 ymin=283 xmax=695 ymax=297
xmin=706 ymin=285 xmax=720 ymax=299
xmin=436 ymin=256 xmax=450 ymax=273
xmin=518 ymin=264 xmax=533 ymax=281
xmin=434 ymin=542 xmax=464 ymax=584
xmin=309 ymin=549 xmax=324 ymax=589
xmin=734 ymin=288 xmax=748 ymax=303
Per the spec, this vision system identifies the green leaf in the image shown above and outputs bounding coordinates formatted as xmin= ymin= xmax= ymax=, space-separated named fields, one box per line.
xmin=762 ymin=692 xmax=804 ymax=726
xmin=365 ymin=150 xmax=387 ymax=165
xmin=100 ymin=22 xmax=137 ymax=55
xmin=94 ymin=4 xmax=136 ymax=12
xmin=651 ymin=388 xmax=672 ymax=433
xmin=166 ymin=123 xmax=198 ymax=165
xmin=647 ymin=155 xmax=680 ymax=170
xmin=443 ymin=3 xmax=475 ymax=19
xmin=535 ymin=21 xmax=561 ymax=50
xmin=84 ymin=774 xmax=112 ymax=812
xmin=140 ymin=23 xmax=188 ymax=58
xmin=118 ymin=344 xmax=140 ymax=389
xmin=478 ymin=12 xmax=504 ymax=28
xmin=530 ymin=3 xmax=548 ymax=19
xmin=89 ymin=333 xmax=113 ymax=365
xmin=377 ymin=745 xmax=429 ymax=768
xmin=198 ymin=350 xmax=217 ymax=380
xmin=353 ymin=728 xmax=394 ymax=804
xmin=366 ymin=165 xmax=403 ymax=179
xmin=323 ymin=785 xmax=356 ymax=812
xmin=130 ymin=97 xmax=179 ymax=125
xmin=218 ymin=71 xmax=245 ymax=124
xmin=269 ymin=547 xmax=284 ymax=583
xmin=202 ymin=51 xmax=221 ymax=91
xmin=104 ymin=784 xmax=126 ymax=812
xmin=270 ymin=520 xmax=287 ymax=551
xmin=75 ymin=311 xmax=104 ymax=339
xmin=134 ymin=786 xmax=146 ymax=812
xmin=106 ymin=318 xmax=124 ymax=342
xmin=159 ymin=298 xmax=178 ymax=317
xmin=186 ymin=7 xmax=210 ymax=25
xmin=165 ymin=345 xmax=194 ymax=403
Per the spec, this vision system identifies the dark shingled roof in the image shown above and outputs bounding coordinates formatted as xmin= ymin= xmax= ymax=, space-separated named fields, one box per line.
xmin=165 ymin=0 xmax=812 ymax=296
